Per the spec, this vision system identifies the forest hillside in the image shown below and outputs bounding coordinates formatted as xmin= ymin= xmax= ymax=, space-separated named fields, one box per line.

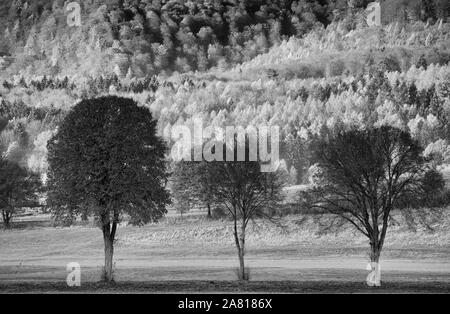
xmin=0 ymin=0 xmax=449 ymax=185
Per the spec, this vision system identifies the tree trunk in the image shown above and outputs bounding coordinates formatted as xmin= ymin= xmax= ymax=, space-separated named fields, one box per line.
xmin=81 ymin=210 xmax=88 ymax=223
xmin=370 ymin=244 xmax=380 ymax=264
xmin=238 ymin=221 xmax=247 ymax=281
xmin=238 ymin=248 xmax=245 ymax=280
xmin=4 ymin=214 xmax=10 ymax=228
xmin=102 ymin=223 xmax=115 ymax=283
xmin=103 ymin=234 xmax=114 ymax=282
xmin=367 ymin=212 xmax=388 ymax=287
xmin=2 ymin=210 xmax=11 ymax=229
xmin=233 ymin=216 xmax=248 ymax=281
xmin=367 ymin=243 xmax=381 ymax=287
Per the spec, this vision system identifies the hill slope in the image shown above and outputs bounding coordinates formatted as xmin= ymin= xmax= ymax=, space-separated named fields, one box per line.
xmin=0 ymin=0 xmax=448 ymax=78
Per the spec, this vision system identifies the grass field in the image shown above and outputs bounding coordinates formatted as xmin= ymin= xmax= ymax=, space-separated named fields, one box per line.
xmin=1 ymin=210 xmax=450 ymax=293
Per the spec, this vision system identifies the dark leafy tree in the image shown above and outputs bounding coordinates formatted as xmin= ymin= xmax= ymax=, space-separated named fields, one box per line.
xmin=47 ymin=96 xmax=171 ymax=282
xmin=415 ymin=54 xmax=428 ymax=69
xmin=395 ymin=168 xmax=447 ymax=209
xmin=171 ymin=161 xmax=196 ymax=217
xmin=283 ymin=132 xmax=312 ymax=184
xmin=419 ymin=168 xmax=446 ymax=206
xmin=0 ymin=159 xmax=41 ymax=228
xmin=171 ymin=159 xmax=216 ymax=218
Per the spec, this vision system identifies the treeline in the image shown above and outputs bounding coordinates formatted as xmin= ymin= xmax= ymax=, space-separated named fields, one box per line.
xmin=3 ymin=74 xmax=160 ymax=94
xmin=2 ymin=72 xmax=207 ymax=97
xmin=2 ymin=76 xmax=75 ymax=91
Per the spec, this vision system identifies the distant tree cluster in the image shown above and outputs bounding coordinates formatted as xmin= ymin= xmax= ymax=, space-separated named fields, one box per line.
xmin=0 ymin=97 xmax=63 ymax=121
xmin=381 ymin=0 xmax=450 ymax=24
xmin=0 ymin=118 xmax=42 ymax=228
xmin=0 ymin=159 xmax=41 ymax=228
xmin=3 ymin=76 xmax=75 ymax=91
xmin=84 ymin=74 xmax=160 ymax=94
xmin=3 ymin=74 xmax=162 ymax=95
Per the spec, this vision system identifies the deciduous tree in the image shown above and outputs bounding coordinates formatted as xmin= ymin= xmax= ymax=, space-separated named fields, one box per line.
xmin=203 ymin=143 xmax=285 ymax=280
xmin=47 ymin=96 xmax=171 ymax=282
xmin=306 ymin=126 xmax=427 ymax=286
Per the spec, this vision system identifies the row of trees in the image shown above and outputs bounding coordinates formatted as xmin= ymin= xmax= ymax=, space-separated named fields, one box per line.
xmin=44 ymin=96 xmax=286 ymax=281
xmin=2 ymin=74 xmax=160 ymax=94
xmin=31 ymin=96 xmax=441 ymax=285
xmin=2 ymin=75 xmax=75 ymax=91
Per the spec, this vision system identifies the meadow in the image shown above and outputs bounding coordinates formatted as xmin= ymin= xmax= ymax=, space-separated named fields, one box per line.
xmin=1 ymin=208 xmax=450 ymax=293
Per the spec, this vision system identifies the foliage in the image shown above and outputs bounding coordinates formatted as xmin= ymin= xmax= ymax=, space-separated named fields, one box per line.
xmin=171 ymin=159 xmax=215 ymax=218
xmin=0 ymin=158 xmax=41 ymax=228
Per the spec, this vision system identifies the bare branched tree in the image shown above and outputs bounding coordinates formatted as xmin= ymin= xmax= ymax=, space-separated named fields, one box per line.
xmin=203 ymin=144 xmax=285 ymax=281
xmin=305 ymin=126 xmax=427 ymax=286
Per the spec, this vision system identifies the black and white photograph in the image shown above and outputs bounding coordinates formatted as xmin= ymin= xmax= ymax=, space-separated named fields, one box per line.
xmin=0 ymin=0 xmax=449 ymax=298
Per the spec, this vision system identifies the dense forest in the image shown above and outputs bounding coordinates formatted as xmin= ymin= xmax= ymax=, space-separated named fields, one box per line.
xmin=0 ymin=0 xmax=449 ymax=77
xmin=0 ymin=0 xmax=449 ymax=185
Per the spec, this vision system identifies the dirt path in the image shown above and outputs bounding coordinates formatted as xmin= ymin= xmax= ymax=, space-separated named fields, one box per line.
xmin=2 ymin=256 xmax=450 ymax=272
xmin=1 ymin=256 xmax=450 ymax=285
